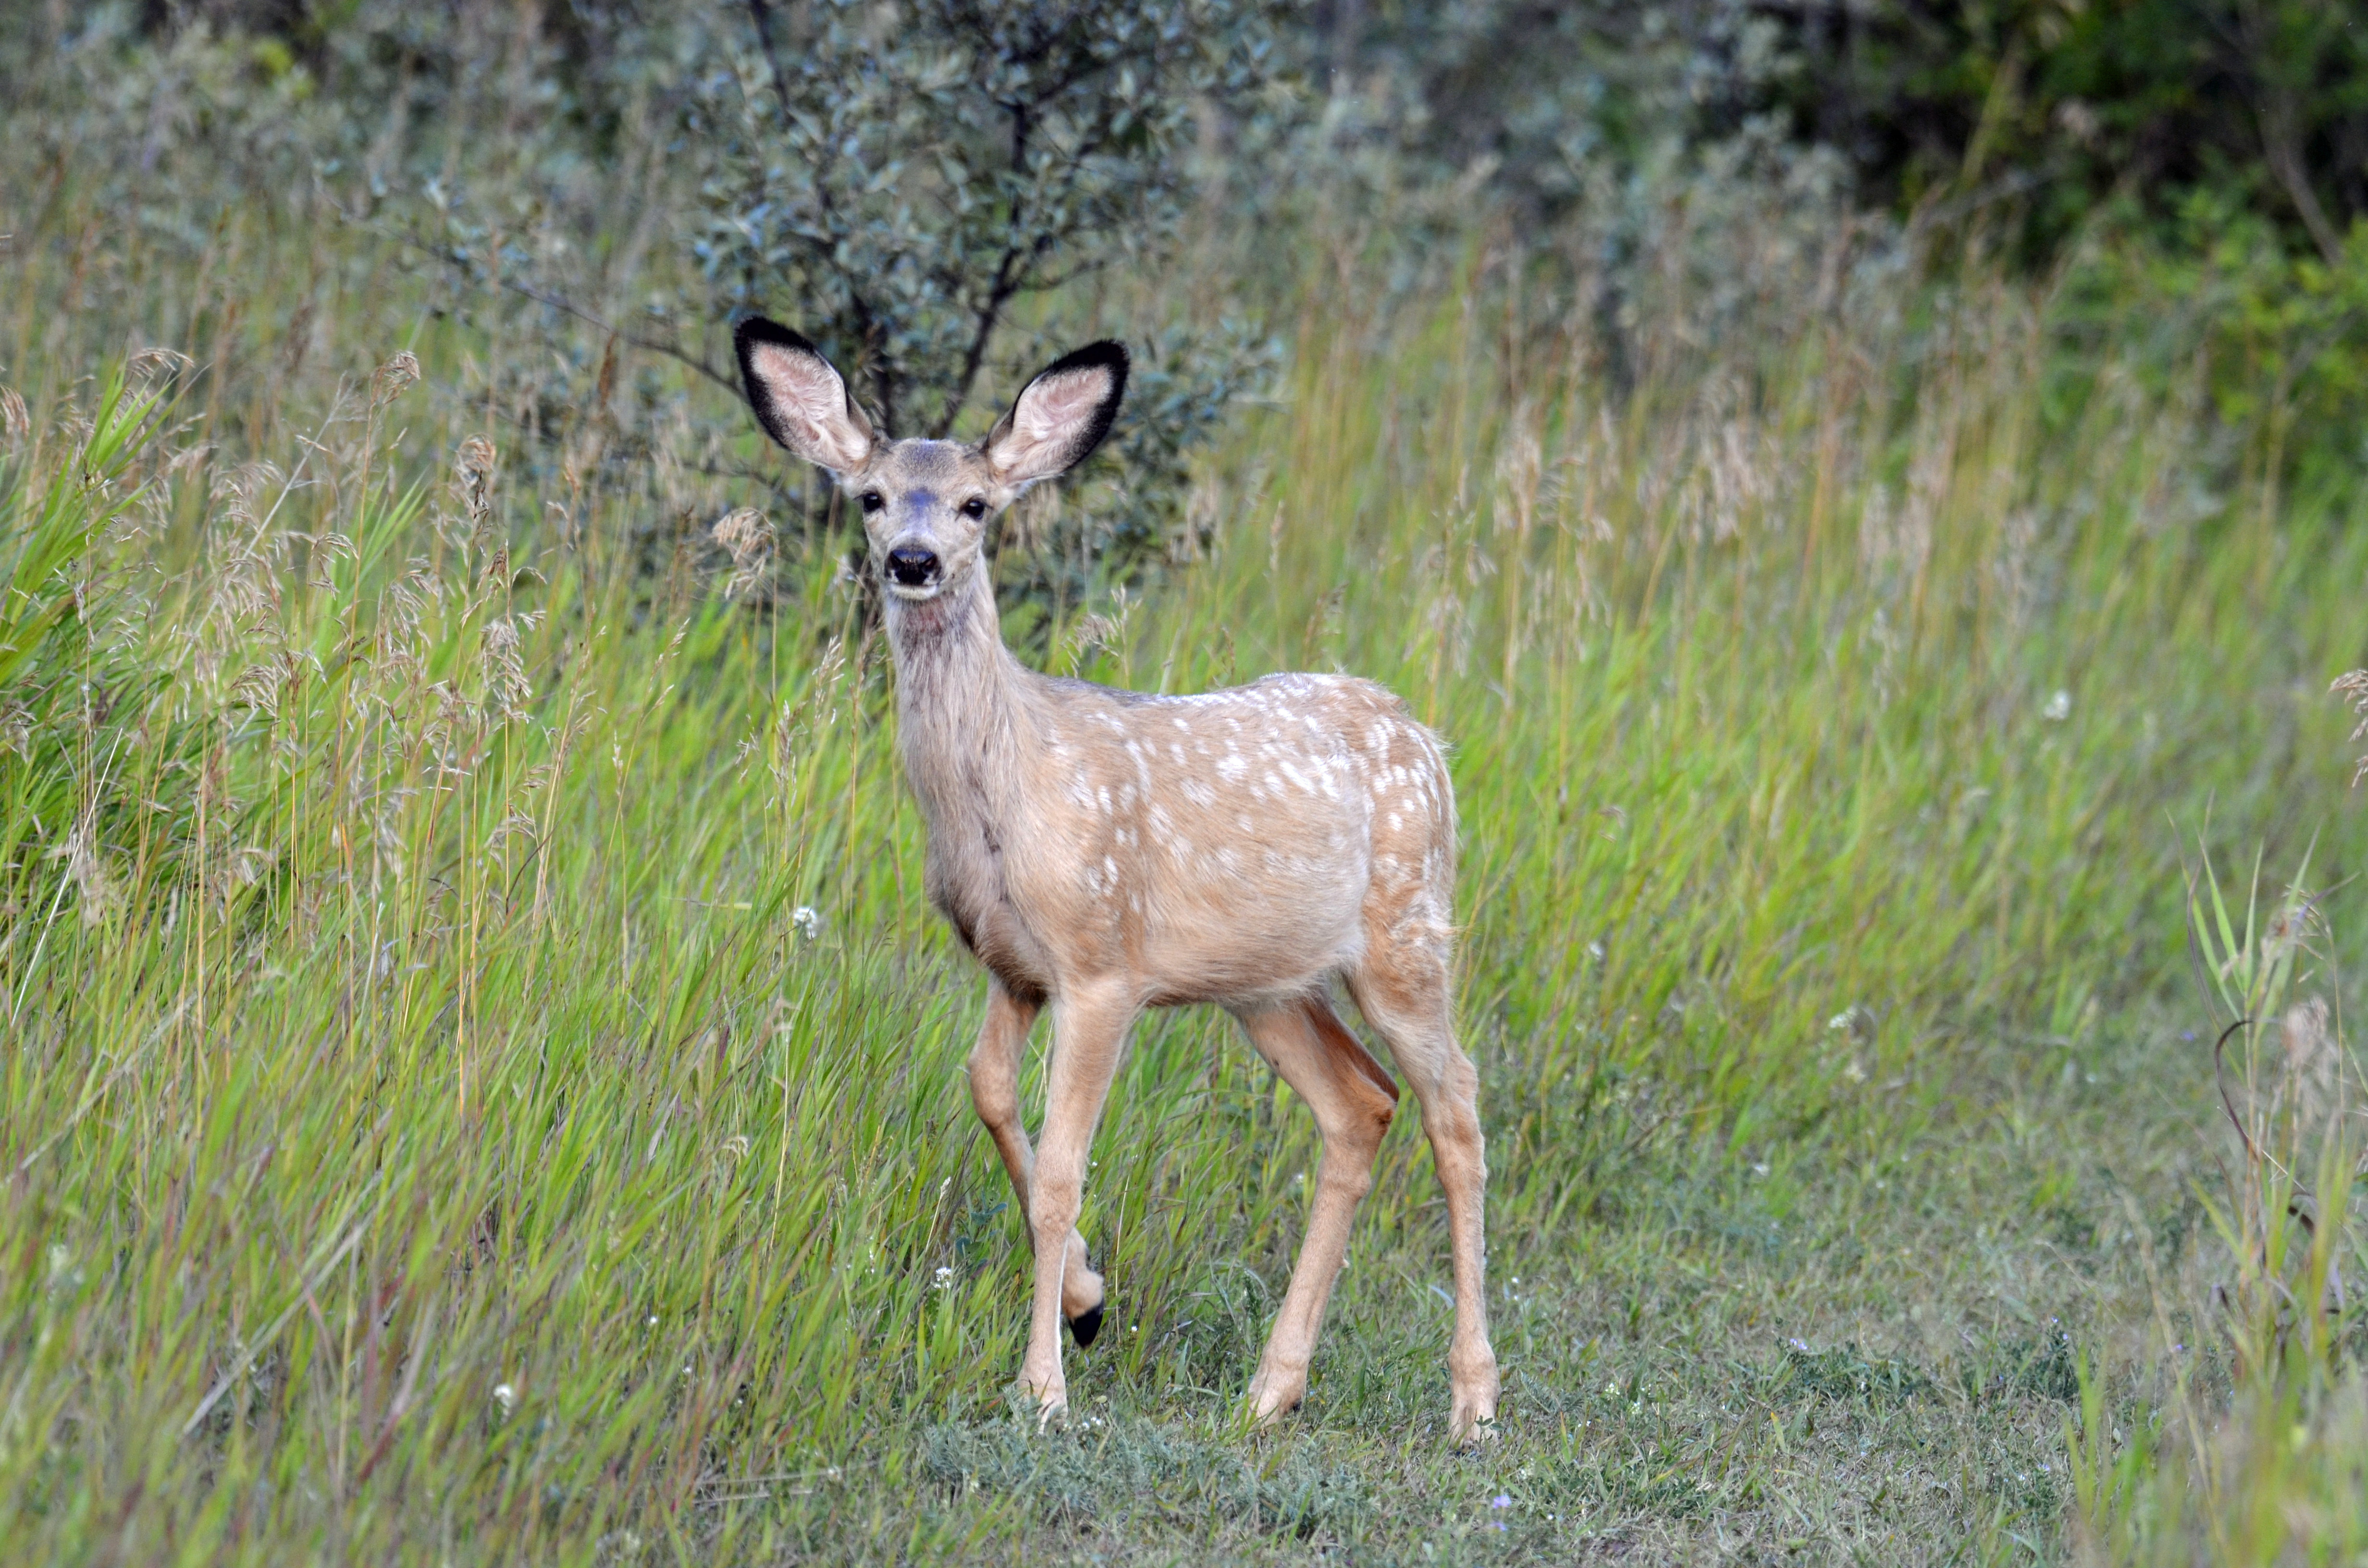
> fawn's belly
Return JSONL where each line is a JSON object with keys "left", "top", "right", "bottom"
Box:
{"left": 1052, "top": 799, "right": 1379, "bottom": 1005}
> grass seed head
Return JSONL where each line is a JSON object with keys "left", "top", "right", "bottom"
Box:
{"left": 371, "top": 351, "right": 420, "bottom": 407}
{"left": 712, "top": 506, "right": 775, "bottom": 602}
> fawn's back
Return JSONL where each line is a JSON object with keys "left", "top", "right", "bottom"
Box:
{"left": 931, "top": 668, "right": 1456, "bottom": 1010}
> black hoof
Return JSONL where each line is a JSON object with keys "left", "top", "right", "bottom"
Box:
{"left": 1065, "top": 1302, "right": 1104, "bottom": 1348}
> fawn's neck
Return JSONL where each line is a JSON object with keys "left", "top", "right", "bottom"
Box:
{"left": 883, "top": 569, "right": 1032, "bottom": 822}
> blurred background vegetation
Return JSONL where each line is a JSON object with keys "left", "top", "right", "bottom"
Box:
{"left": 5, "top": 1, "right": 2368, "bottom": 1562}
{"left": 11, "top": 0, "right": 2368, "bottom": 548}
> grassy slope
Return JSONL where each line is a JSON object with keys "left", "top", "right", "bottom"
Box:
{"left": 5, "top": 136, "right": 2368, "bottom": 1566}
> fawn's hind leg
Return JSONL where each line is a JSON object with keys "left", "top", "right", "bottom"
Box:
{"left": 966, "top": 978, "right": 1104, "bottom": 1337}
{"left": 1350, "top": 936, "right": 1499, "bottom": 1442}
{"left": 1232, "top": 995, "right": 1399, "bottom": 1422}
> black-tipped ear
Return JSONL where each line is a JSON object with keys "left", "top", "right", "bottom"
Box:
{"left": 983, "top": 341, "right": 1128, "bottom": 487}
{"left": 735, "top": 316, "right": 876, "bottom": 474}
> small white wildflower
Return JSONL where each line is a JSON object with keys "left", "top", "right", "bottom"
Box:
{"left": 1827, "top": 1008, "right": 1856, "bottom": 1031}
{"left": 2042, "top": 689, "right": 2071, "bottom": 722}
{"left": 934, "top": 1265, "right": 956, "bottom": 1291}
{"left": 791, "top": 905, "right": 822, "bottom": 940}
{"left": 493, "top": 1383, "right": 516, "bottom": 1414}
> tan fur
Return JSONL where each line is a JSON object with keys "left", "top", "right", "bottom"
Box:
{"left": 740, "top": 331, "right": 1499, "bottom": 1441}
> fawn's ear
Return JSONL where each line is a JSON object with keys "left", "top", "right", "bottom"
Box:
{"left": 983, "top": 341, "right": 1128, "bottom": 488}
{"left": 735, "top": 317, "right": 875, "bottom": 475}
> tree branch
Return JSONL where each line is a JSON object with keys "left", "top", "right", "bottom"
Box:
{"left": 783, "top": 115, "right": 897, "bottom": 432}
{"left": 944, "top": 252, "right": 1024, "bottom": 436}
{"left": 2234, "top": 0, "right": 2344, "bottom": 268}
{"left": 407, "top": 235, "right": 742, "bottom": 400}
{"left": 511, "top": 281, "right": 741, "bottom": 400}
{"left": 2258, "top": 97, "right": 2345, "bottom": 267}
{"left": 743, "top": 0, "right": 796, "bottom": 128}
{"left": 938, "top": 98, "right": 1035, "bottom": 435}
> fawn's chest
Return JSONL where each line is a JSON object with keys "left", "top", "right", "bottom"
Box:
{"left": 906, "top": 739, "right": 1064, "bottom": 1002}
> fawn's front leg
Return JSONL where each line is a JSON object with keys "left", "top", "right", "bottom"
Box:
{"left": 965, "top": 978, "right": 1103, "bottom": 1332}
{"left": 1017, "top": 980, "right": 1135, "bottom": 1423}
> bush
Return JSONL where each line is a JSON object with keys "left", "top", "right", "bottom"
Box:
{"left": 661, "top": 0, "right": 1286, "bottom": 610}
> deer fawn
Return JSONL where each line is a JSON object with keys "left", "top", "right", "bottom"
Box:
{"left": 736, "top": 317, "right": 1499, "bottom": 1440}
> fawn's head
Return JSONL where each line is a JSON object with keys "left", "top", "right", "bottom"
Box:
{"left": 735, "top": 318, "right": 1127, "bottom": 605}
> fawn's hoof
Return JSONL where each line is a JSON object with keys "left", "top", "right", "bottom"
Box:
{"left": 1449, "top": 1396, "right": 1500, "bottom": 1446}
{"left": 1452, "top": 1413, "right": 1500, "bottom": 1446}
{"left": 1246, "top": 1363, "right": 1308, "bottom": 1423}
{"left": 1064, "top": 1302, "right": 1104, "bottom": 1348}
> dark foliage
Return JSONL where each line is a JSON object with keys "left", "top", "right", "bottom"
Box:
{"left": 1315, "top": 0, "right": 2368, "bottom": 265}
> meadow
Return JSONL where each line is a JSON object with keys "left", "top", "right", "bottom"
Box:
{"left": 8, "top": 42, "right": 2368, "bottom": 1567}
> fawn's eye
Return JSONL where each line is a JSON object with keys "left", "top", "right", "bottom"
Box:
{"left": 859, "top": 490, "right": 884, "bottom": 513}
{"left": 961, "top": 496, "right": 987, "bottom": 520}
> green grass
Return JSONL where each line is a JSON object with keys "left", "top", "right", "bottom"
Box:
{"left": 6, "top": 112, "right": 2368, "bottom": 1565}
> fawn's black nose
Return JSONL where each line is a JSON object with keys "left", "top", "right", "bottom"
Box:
{"left": 886, "top": 546, "right": 941, "bottom": 588}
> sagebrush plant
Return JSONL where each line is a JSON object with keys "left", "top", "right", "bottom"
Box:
{"left": 665, "top": 0, "right": 1287, "bottom": 609}
{"left": 690, "top": 0, "right": 1277, "bottom": 434}
{"left": 384, "top": 0, "right": 1292, "bottom": 628}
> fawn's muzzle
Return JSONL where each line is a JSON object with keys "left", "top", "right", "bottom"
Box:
{"left": 886, "top": 546, "right": 941, "bottom": 589}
